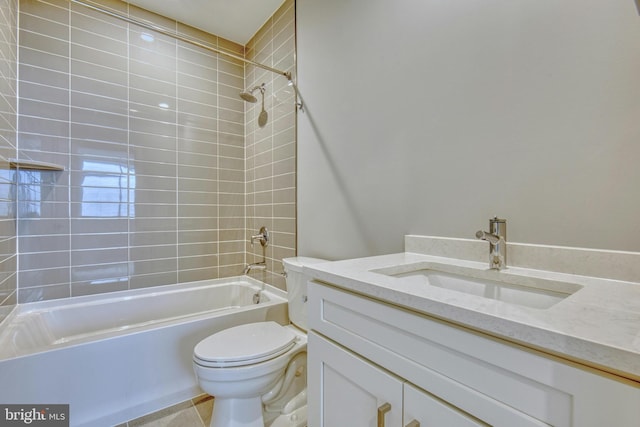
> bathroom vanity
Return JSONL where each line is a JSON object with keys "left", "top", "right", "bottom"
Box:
{"left": 305, "top": 236, "right": 640, "bottom": 427}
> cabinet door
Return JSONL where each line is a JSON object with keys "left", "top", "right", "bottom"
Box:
{"left": 308, "top": 331, "right": 403, "bottom": 427}
{"left": 404, "top": 383, "right": 487, "bottom": 427}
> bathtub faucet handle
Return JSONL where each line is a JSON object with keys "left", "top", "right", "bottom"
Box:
{"left": 250, "top": 226, "right": 269, "bottom": 248}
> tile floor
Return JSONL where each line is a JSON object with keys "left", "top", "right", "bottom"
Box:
{"left": 115, "top": 395, "right": 213, "bottom": 427}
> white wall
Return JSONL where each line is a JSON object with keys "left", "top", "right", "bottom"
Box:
{"left": 296, "top": 0, "right": 640, "bottom": 260}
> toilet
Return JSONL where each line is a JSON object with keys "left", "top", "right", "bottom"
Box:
{"left": 193, "top": 257, "right": 326, "bottom": 427}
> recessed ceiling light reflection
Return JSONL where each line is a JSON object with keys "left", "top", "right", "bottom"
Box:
{"left": 158, "top": 102, "right": 170, "bottom": 109}
{"left": 140, "top": 33, "right": 154, "bottom": 42}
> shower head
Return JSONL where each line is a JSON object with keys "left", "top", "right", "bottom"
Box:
{"left": 239, "top": 92, "right": 257, "bottom": 103}
{"left": 239, "top": 83, "right": 265, "bottom": 103}
{"left": 239, "top": 83, "right": 269, "bottom": 128}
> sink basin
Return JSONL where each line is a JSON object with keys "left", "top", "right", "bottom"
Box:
{"left": 373, "top": 264, "right": 582, "bottom": 309}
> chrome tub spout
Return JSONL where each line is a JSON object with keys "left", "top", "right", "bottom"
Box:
{"left": 243, "top": 261, "right": 267, "bottom": 275}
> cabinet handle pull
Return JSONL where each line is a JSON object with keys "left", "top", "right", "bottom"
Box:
{"left": 377, "top": 402, "right": 391, "bottom": 427}
{"left": 405, "top": 420, "right": 420, "bottom": 427}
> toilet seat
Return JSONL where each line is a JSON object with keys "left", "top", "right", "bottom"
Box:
{"left": 194, "top": 322, "right": 297, "bottom": 368}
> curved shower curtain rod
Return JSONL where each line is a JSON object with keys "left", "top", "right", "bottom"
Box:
{"left": 67, "top": 0, "right": 298, "bottom": 85}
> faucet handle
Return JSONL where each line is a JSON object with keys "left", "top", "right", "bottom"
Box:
{"left": 476, "top": 230, "right": 502, "bottom": 245}
{"left": 250, "top": 226, "right": 269, "bottom": 248}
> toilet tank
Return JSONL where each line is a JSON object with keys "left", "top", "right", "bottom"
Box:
{"left": 282, "top": 257, "right": 327, "bottom": 331}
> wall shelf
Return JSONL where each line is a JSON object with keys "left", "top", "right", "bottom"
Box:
{"left": 7, "top": 159, "right": 64, "bottom": 171}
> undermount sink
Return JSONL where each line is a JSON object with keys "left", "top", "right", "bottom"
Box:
{"left": 372, "top": 264, "right": 582, "bottom": 309}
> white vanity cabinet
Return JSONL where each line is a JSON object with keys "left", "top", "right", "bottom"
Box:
{"left": 307, "top": 281, "right": 640, "bottom": 427}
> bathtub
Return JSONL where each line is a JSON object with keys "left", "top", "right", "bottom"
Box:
{"left": 0, "top": 277, "right": 288, "bottom": 426}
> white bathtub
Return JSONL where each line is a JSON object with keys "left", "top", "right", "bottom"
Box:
{"left": 0, "top": 277, "right": 288, "bottom": 426}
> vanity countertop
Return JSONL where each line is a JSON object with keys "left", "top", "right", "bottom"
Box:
{"left": 304, "top": 252, "right": 640, "bottom": 382}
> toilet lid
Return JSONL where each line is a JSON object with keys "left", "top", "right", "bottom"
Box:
{"left": 194, "top": 322, "right": 297, "bottom": 367}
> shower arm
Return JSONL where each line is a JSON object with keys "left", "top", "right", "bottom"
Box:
{"left": 288, "top": 80, "right": 304, "bottom": 111}
{"left": 66, "top": 0, "right": 297, "bottom": 84}
{"left": 249, "top": 84, "right": 266, "bottom": 95}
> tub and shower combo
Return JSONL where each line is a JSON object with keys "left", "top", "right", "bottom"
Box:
{"left": 0, "top": 277, "right": 288, "bottom": 426}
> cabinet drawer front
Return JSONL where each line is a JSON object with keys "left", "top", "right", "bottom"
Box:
{"left": 309, "top": 281, "right": 640, "bottom": 427}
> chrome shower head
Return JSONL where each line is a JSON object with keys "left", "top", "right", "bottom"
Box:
{"left": 239, "top": 83, "right": 265, "bottom": 103}
{"left": 239, "top": 92, "right": 257, "bottom": 103}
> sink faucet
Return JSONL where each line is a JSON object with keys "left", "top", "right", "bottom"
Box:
{"left": 476, "top": 217, "right": 507, "bottom": 270}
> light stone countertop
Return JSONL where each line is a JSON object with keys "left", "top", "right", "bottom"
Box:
{"left": 304, "top": 251, "right": 640, "bottom": 382}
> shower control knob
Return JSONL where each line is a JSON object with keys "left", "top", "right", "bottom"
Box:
{"left": 250, "top": 226, "right": 269, "bottom": 248}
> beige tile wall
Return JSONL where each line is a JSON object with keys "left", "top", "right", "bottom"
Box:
{"left": 17, "top": 0, "right": 256, "bottom": 301}
{"left": 244, "top": 0, "right": 297, "bottom": 290}
{"left": 0, "top": 0, "right": 17, "bottom": 320}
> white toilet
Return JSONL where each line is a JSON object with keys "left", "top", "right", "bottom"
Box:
{"left": 193, "top": 257, "right": 325, "bottom": 427}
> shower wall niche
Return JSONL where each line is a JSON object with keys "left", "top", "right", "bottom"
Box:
{"left": 16, "top": 0, "right": 297, "bottom": 302}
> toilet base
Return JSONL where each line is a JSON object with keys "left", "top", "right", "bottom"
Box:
{"left": 268, "top": 404, "right": 307, "bottom": 427}
{"left": 210, "top": 396, "right": 264, "bottom": 427}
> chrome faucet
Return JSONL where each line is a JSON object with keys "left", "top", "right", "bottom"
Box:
{"left": 243, "top": 261, "right": 267, "bottom": 275}
{"left": 476, "top": 217, "right": 507, "bottom": 270}
{"left": 250, "top": 226, "right": 269, "bottom": 248}
{"left": 244, "top": 226, "right": 270, "bottom": 275}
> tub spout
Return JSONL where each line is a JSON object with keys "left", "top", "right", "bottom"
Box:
{"left": 243, "top": 261, "right": 266, "bottom": 275}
